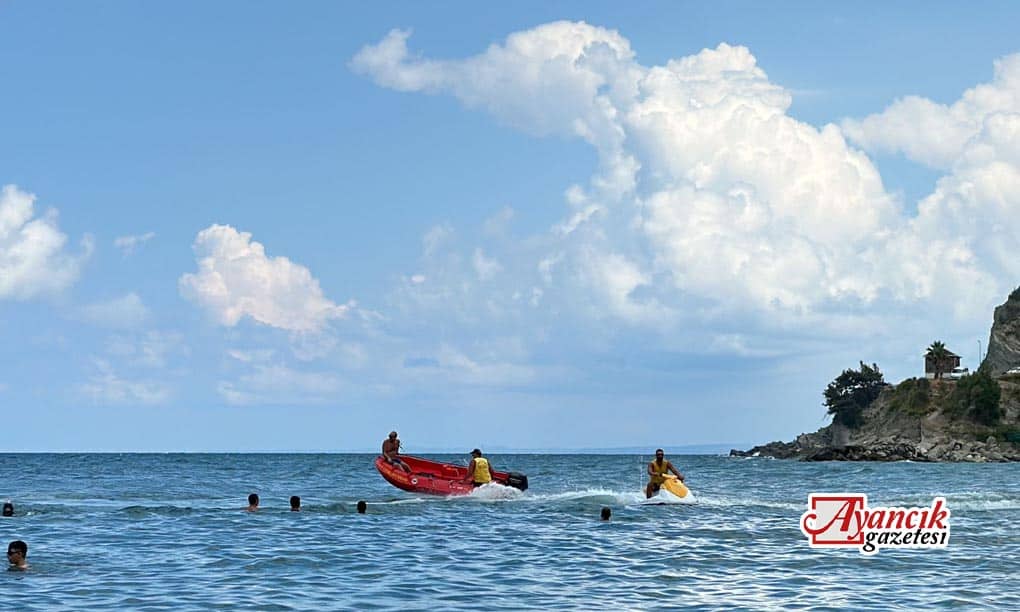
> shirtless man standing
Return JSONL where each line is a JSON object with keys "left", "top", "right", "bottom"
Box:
{"left": 382, "top": 431, "right": 412, "bottom": 473}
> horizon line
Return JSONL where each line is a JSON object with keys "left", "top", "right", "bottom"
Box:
{"left": 0, "top": 443, "right": 748, "bottom": 455}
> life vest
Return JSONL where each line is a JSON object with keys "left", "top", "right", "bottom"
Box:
{"left": 472, "top": 457, "right": 492, "bottom": 484}
{"left": 650, "top": 460, "right": 669, "bottom": 484}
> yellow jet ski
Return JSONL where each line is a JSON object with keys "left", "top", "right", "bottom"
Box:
{"left": 661, "top": 474, "right": 689, "bottom": 499}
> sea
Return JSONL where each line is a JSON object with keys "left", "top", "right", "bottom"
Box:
{"left": 2, "top": 453, "right": 1018, "bottom": 610}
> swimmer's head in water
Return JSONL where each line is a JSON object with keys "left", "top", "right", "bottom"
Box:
{"left": 7, "top": 540, "right": 27, "bottom": 564}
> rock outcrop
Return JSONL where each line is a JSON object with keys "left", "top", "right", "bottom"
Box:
{"left": 732, "top": 287, "right": 1020, "bottom": 462}
{"left": 731, "top": 375, "right": 1020, "bottom": 462}
{"left": 983, "top": 287, "right": 1020, "bottom": 376}
{"left": 731, "top": 380, "right": 1020, "bottom": 462}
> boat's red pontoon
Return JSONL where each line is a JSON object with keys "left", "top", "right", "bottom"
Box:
{"left": 374, "top": 454, "right": 528, "bottom": 496}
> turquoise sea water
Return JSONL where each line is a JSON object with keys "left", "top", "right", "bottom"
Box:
{"left": 2, "top": 453, "right": 1018, "bottom": 610}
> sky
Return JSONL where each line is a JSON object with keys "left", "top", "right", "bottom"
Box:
{"left": 2, "top": 2, "right": 1019, "bottom": 452}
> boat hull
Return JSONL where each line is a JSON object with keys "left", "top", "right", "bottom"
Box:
{"left": 374, "top": 455, "right": 526, "bottom": 496}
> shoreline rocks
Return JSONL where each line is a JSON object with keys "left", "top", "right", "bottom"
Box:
{"left": 731, "top": 423, "right": 1020, "bottom": 462}
{"left": 731, "top": 439, "right": 1020, "bottom": 462}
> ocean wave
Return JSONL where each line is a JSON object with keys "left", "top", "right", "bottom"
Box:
{"left": 692, "top": 494, "right": 803, "bottom": 511}
{"left": 516, "top": 488, "right": 641, "bottom": 506}
{"left": 508, "top": 487, "right": 698, "bottom": 506}
{"left": 951, "top": 499, "right": 1020, "bottom": 511}
{"left": 119, "top": 505, "right": 196, "bottom": 517}
{"left": 369, "top": 497, "right": 428, "bottom": 506}
{"left": 463, "top": 483, "right": 524, "bottom": 501}
{"left": 940, "top": 492, "right": 1020, "bottom": 511}
{"left": 865, "top": 491, "right": 1020, "bottom": 512}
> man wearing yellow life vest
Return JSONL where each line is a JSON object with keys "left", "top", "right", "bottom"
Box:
{"left": 465, "top": 448, "right": 494, "bottom": 487}
{"left": 646, "top": 448, "right": 684, "bottom": 498}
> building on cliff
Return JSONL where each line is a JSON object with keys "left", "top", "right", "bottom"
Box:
{"left": 924, "top": 348, "right": 961, "bottom": 379}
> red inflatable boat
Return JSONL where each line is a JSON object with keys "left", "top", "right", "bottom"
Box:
{"left": 374, "top": 455, "right": 528, "bottom": 496}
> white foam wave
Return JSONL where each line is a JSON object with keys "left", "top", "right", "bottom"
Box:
{"left": 937, "top": 492, "right": 1020, "bottom": 511}
{"left": 693, "top": 495, "right": 802, "bottom": 511}
{"left": 380, "top": 498, "right": 428, "bottom": 505}
{"left": 520, "top": 488, "right": 645, "bottom": 505}
{"left": 642, "top": 488, "right": 698, "bottom": 505}
{"left": 866, "top": 492, "right": 1020, "bottom": 512}
{"left": 513, "top": 488, "right": 700, "bottom": 506}
{"left": 464, "top": 482, "right": 524, "bottom": 501}
{"left": 685, "top": 492, "right": 1020, "bottom": 513}
{"left": 951, "top": 499, "right": 1020, "bottom": 511}
{"left": 527, "top": 488, "right": 629, "bottom": 502}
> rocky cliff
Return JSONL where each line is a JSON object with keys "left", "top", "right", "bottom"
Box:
{"left": 983, "top": 287, "right": 1020, "bottom": 376}
{"left": 731, "top": 375, "right": 1020, "bottom": 461}
{"left": 732, "top": 288, "right": 1020, "bottom": 462}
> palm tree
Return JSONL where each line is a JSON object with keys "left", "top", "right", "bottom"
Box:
{"left": 926, "top": 341, "right": 950, "bottom": 379}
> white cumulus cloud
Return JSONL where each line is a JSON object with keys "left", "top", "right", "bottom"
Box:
{"left": 355, "top": 22, "right": 1020, "bottom": 340}
{"left": 841, "top": 54, "right": 1020, "bottom": 318}
{"left": 0, "top": 184, "right": 93, "bottom": 300}
{"left": 179, "top": 224, "right": 351, "bottom": 332}
{"left": 842, "top": 54, "right": 1020, "bottom": 170}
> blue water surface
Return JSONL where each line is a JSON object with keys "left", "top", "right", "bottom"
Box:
{"left": 1, "top": 454, "right": 1018, "bottom": 610}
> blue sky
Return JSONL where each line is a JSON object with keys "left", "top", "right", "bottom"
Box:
{"left": 2, "top": 2, "right": 1019, "bottom": 451}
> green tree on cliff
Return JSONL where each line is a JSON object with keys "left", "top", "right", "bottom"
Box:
{"left": 926, "top": 341, "right": 951, "bottom": 379}
{"left": 824, "top": 362, "right": 886, "bottom": 428}
{"left": 952, "top": 370, "right": 1001, "bottom": 425}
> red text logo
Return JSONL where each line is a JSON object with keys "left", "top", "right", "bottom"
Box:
{"left": 800, "top": 493, "right": 950, "bottom": 555}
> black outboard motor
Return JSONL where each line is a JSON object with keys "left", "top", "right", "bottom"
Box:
{"left": 505, "top": 472, "right": 528, "bottom": 492}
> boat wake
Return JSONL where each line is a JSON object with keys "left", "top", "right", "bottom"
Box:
{"left": 640, "top": 488, "right": 697, "bottom": 505}
{"left": 514, "top": 488, "right": 698, "bottom": 506}
{"left": 525, "top": 488, "right": 637, "bottom": 505}
{"left": 464, "top": 482, "right": 524, "bottom": 501}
